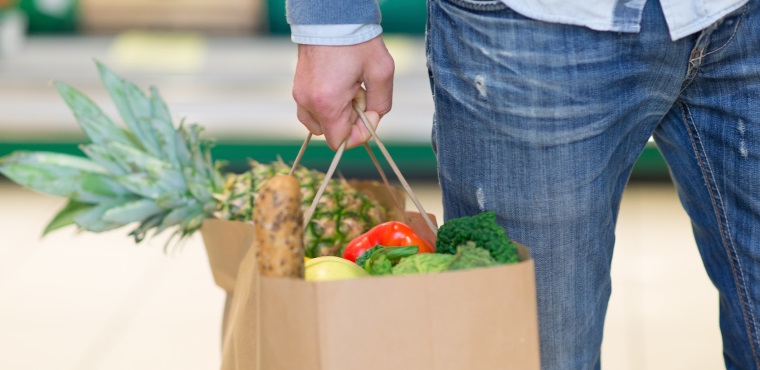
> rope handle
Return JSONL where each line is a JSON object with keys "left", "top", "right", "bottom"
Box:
{"left": 289, "top": 135, "right": 405, "bottom": 221}
{"left": 289, "top": 103, "right": 438, "bottom": 236}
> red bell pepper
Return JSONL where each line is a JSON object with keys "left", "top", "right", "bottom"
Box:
{"left": 342, "top": 221, "right": 435, "bottom": 262}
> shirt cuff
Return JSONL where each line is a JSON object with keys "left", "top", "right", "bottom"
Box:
{"left": 290, "top": 24, "right": 383, "bottom": 46}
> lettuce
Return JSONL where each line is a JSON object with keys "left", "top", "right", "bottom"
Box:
{"left": 391, "top": 242, "right": 496, "bottom": 275}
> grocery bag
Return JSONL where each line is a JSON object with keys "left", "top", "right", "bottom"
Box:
{"left": 203, "top": 218, "right": 539, "bottom": 370}
{"left": 202, "top": 112, "right": 541, "bottom": 369}
{"left": 200, "top": 179, "right": 410, "bottom": 341}
{"left": 201, "top": 185, "right": 540, "bottom": 370}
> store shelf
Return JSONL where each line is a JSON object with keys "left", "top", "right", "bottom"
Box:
{"left": 0, "top": 139, "right": 669, "bottom": 181}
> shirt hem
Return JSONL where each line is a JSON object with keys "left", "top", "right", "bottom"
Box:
{"left": 667, "top": 0, "right": 748, "bottom": 40}
{"left": 500, "top": 1, "right": 640, "bottom": 34}
{"left": 291, "top": 26, "right": 382, "bottom": 46}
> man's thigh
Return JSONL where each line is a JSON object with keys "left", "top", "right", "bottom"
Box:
{"left": 654, "top": 3, "right": 760, "bottom": 367}
{"left": 427, "top": 0, "right": 692, "bottom": 368}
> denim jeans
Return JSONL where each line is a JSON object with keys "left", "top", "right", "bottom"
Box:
{"left": 427, "top": 0, "right": 760, "bottom": 368}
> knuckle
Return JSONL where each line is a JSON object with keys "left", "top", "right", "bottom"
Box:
{"left": 296, "top": 110, "right": 309, "bottom": 123}
{"left": 293, "top": 85, "right": 338, "bottom": 112}
{"left": 311, "top": 91, "right": 332, "bottom": 110}
{"left": 311, "top": 89, "right": 344, "bottom": 116}
{"left": 292, "top": 86, "right": 307, "bottom": 105}
{"left": 368, "top": 62, "right": 394, "bottom": 82}
{"left": 379, "top": 56, "right": 396, "bottom": 78}
{"left": 380, "top": 100, "right": 392, "bottom": 115}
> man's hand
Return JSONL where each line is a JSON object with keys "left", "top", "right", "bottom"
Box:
{"left": 292, "top": 36, "right": 395, "bottom": 150}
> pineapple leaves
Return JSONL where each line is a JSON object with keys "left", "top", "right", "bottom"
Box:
{"left": 74, "top": 199, "right": 131, "bottom": 232}
{"left": 0, "top": 151, "right": 132, "bottom": 202}
{"left": 43, "top": 200, "right": 95, "bottom": 236}
{"left": 54, "top": 82, "right": 135, "bottom": 148}
{"left": 175, "top": 120, "right": 192, "bottom": 169}
{"left": 205, "top": 137, "right": 224, "bottom": 192}
{"left": 1, "top": 150, "right": 106, "bottom": 174}
{"left": 149, "top": 86, "right": 172, "bottom": 123}
{"left": 102, "top": 199, "right": 162, "bottom": 224}
{"left": 96, "top": 61, "right": 162, "bottom": 158}
{"left": 107, "top": 143, "right": 186, "bottom": 195}
{"left": 129, "top": 213, "right": 165, "bottom": 242}
{"left": 149, "top": 87, "right": 180, "bottom": 167}
{"left": 179, "top": 124, "right": 215, "bottom": 202}
{"left": 1, "top": 62, "right": 233, "bottom": 246}
{"left": 147, "top": 116, "right": 179, "bottom": 168}
{"left": 79, "top": 144, "right": 129, "bottom": 176}
{"left": 158, "top": 202, "right": 205, "bottom": 235}
{"left": 116, "top": 173, "right": 167, "bottom": 199}
{"left": 155, "top": 192, "right": 190, "bottom": 208}
{"left": 95, "top": 62, "right": 185, "bottom": 168}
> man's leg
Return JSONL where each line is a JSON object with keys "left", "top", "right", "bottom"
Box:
{"left": 654, "top": 3, "right": 760, "bottom": 368}
{"left": 427, "top": 0, "right": 693, "bottom": 367}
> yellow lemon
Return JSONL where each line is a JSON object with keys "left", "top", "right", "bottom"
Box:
{"left": 305, "top": 256, "right": 369, "bottom": 282}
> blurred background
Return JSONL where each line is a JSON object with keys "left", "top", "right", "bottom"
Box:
{"left": 0, "top": 1, "right": 722, "bottom": 369}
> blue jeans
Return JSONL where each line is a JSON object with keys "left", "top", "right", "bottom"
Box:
{"left": 427, "top": 0, "right": 760, "bottom": 368}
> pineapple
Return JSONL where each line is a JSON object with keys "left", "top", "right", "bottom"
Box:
{"left": 214, "top": 160, "right": 385, "bottom": 257}
{"left": 0, "top": 62, "right": 386, "bottom": 256}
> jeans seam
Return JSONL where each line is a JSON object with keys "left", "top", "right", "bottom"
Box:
{"left": 426, "top": 0, "right": 436, "bottom": 97}
{"left": 427, "top": 0, "right": 438, "bottom": 156}
{"left": 679, "top": 51, "right": 702, "bottom": 96}
{"left": 679, "top": 100, "right": 760, "bottom": 367}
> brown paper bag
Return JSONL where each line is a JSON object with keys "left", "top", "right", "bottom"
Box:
{"left": 200, "top": 180, "right": 418, "bottom": 339}
{"left": 264, "top": 247, "right": 539, "bottom": 370}
{"left": 204, "top": 218, "right": 540, "bottom": 370}
{"left": 201, "top": 181, "right": 540, "bottom": 369}
{"left": 200, "top": 219, "right": 255, "bottom": 341}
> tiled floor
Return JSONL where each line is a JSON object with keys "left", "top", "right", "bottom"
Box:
{"left": 0, "top": 181, "right": 723, "bottom": 369}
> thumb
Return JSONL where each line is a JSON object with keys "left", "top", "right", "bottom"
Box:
{"left": 346, "top": 110, "right": 380, "bottom": 149}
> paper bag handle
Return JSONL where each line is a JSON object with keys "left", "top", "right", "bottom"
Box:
{"left": 290, "top": 103, "right": 438, "bottom": 236}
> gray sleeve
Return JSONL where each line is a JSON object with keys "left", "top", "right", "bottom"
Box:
{"left": 286, "top": 0, "right": 381, "bottom": 25}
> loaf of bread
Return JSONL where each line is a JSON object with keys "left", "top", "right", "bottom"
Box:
{"left": 253, "top": 174, "right": 305, "bottom": 278}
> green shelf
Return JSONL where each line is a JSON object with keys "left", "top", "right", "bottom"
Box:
{"left": 0, "top": 139, "right": 669, "bottom": 181}
{"left": 19, "top": 0, "right": 77, "bottom": 33}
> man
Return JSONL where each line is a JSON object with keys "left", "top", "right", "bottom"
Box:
{"left": 288, "top": 0, "right": 760, "bottom": 368}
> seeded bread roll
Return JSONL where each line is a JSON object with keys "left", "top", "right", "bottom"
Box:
{"left": 253, "top": 174, "right": 305, "bottom": 278}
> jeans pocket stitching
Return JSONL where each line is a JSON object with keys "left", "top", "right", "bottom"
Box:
{"left": 679, "top": 100, "right": 760, "bottom": 367}
{"left": 703, "top": 3, "right": 749, "bottom": 58}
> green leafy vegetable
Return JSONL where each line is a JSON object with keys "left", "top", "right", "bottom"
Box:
{"left": 390, "top": 243, "right": 498, "bottom": 275}
{"left": 367, "top": 254, "right": 394, "bottom": 275}
{"left": 392, "top": 253, "right": 455, "bottom": 275}
{"left": 355, "top": 245, "right": 382, "bottom": 267}
{"left": 436, "top": 211, "right": 519, "bottom": 264}
{"left": 364, "top": 246, "right": 419, "bottom": 275}
{"left": 448, "top": 242, "right": 497, "bottom": 270}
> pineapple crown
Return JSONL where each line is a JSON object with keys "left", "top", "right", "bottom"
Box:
{"left": 0, "top": 62, "right": 224, "bottom": 245}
